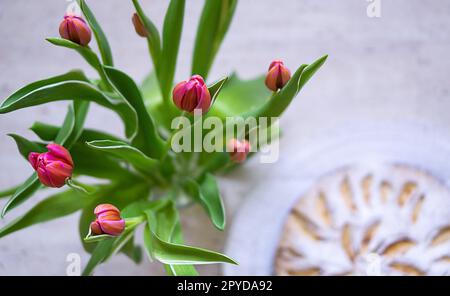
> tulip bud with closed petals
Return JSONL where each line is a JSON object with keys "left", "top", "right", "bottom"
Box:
{"left": 132, "top": 13, "right": 148, "bottom": 38}
{"left": 28, "top": 144, "right": 74, "bottom": 188}
{"left": 265, "top": 60, "right": 291, "bottom": 91}
{"left": 228, "top": 139, "right": 251, "bottom": 163}
{"left": 90, "top": 204, "right": 125, "bottom": 236}
{"left": 172, "top": 75, "right": 211, "bottom": 114}
{"left": 59, "top": 14, "right": 92, "bottom": 46}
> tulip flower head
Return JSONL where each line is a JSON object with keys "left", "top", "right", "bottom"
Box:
{"left": 90, "top": 204, "right": 125, "bottom": 236}
{"left": 28, "top": 144, "right": 73, "bottom": 188}
{"left": 172, "top": 75, "right": 211, "bottom": 114}
{"left": 59, "top": 14, "right": 92, "bottom": 46}
{"left": 132, "top": 13, "right": 148, "bottom": 38}
{"left": 228, "top": 139, "right": 251, "bottom": 163}
{"left": 265, "top": 60, "right": 291, "bottom": 91}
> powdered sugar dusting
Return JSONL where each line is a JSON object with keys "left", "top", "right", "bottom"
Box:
{"left": 275, "top": 164, "right": 450, "bottom": 276}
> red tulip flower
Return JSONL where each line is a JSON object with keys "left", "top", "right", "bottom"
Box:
{"left": 265, "top": 60, "right": 291, "bottom": 91}
{"left": 28, "top": 144, "right": 74, "bottom": 188}
{"left": 90, "top": 204, "right": 125, "bottom": 236}
{"left": 59, "top": 14, "right": 92, "bottom": 46}
{"left": 228, "top": 139, "right": 251, "bottom": 163}
{"left": 172, "top": 75, "right": 211, "bottom": 114}
{"left": 132, "top": 13, "right": 148, "bottom": 37}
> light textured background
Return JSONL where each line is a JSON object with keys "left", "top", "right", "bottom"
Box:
{"left": 0, "top": 0, "right": 449, "bottom": 275}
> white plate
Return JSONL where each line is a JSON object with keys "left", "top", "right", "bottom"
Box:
{"left": 223, "top": 122, "right": 450, "bottom": 275}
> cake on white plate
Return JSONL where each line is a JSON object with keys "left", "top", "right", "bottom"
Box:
{"left": 275, "top": 164, "right": 450, "bottom": 276}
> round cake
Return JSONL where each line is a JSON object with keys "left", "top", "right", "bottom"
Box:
{"left": 275, "top": 164, "right": 450, "bottom": 276}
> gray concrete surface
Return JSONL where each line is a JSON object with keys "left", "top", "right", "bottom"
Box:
{"left": 0, "top": 0, "right": 449, "bottom": 275}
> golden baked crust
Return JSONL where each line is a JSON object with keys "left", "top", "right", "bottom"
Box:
{"left": 275, "top": 164, "right": 450, "bottom": 276}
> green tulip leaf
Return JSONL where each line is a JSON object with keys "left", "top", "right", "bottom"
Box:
{"left": 121, "top": 236, "right": 143, "bottom": 264}
{"left": 164, "top": 223, "right": 198, "bottom": 276}
{"left": 55, "top": 104, "right": 76, "bottom": 145}
{"left": 208, "top": 76, "right": 228, "bottom": 107}
{"left": 78, "top": 0, "right": 114, "bottom": 66}
{"left": 145, "top": 199, "right": 178, "bottom": 241}
{"left": 141, "top": 71, "right": 163, "bottom": 108}
{"left": 0, "top": 71, "right": 138, "bottom": 139}
{"left": 31, "top": 122, "right": 122, "bottom": 143}
{"left": 86, "top": 140, "right": 158, "bottom": 174}
{"left": 84, "top": 233, "right": 115, "bottom": 243}
{"left": 46, "top": 37, "right": 112, "bottom": 90}
{"left": 66, "top": 178, "right": 97, "bottom": 195}
{"left": 84, "top": 231, "right": 144, "bottom": 275}
{"left": 208, "top": 73, "right": 270, "bottom": 118}
{"left": 1, "top": 70, "right": 85, "bottom": 106}
{"left": 192, "top": 0, "right": 237, "bottom": 79}
{"left": 1, "top": 174, "right": 40, "bottom": 218}
{"left": 140, "top": 71, "right": 180, "bottom": 132}
{"left": 8, "top": 133, "right": 46, "bottom": 159}
{"left": 246, "top": 54, "right": 328, "bottom": 119}
{"left": 143, "top": 199, "right": 199, "bottom": 275}
{"left": 70, "top": 142, "right": 135, "bottom": 180}
{"left": 46, "top": 38, "right": 102, "bottom": 72}
{"left": 30, "top": 122, "right": 60, "bottom": 142}
{"left": 102, "top": 66, "right": 164, "bottom": 158}
{"left": 212, "top": 73, "right": 269, "bottom": 115}
{"left": 0, "top": 189, "right": 89, "bottom": 238}
{"left": 143, "top": 223, "right": 154, "bottom": 260}
{"left": 143, "top": 225, "right": 198, "bottom": 276}
{"left": 147, "top": 229, "right": 236, "bottom": 266}
{"left": 183, "top": 175, "right": 225, "bottom": 230}
{"left": 101, "top": 223, "right": 140, "bottom": 263}
{"left": 63, "top": 101, "right": 91, "bottom": 148}
{"left": 141, "top": 198, "right": 172, "bottom": 261}
{"left": 199, "top": 174, "right": 226, "bottom": 229}
{"left": 0, "top": 185, "right": 21, "bottom": 199}
{"left": 159, "top": 0, "right": 185, "bottom": 102}
{"left": 145, "top": 199, "right": 231, "bottom": 266}
{"left": 82, "top": 239, "right": 114, "bottom": 276}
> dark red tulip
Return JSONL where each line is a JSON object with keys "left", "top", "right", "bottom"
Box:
{"left": 172, "top": 75, "right": 211, "bottom": 114}
{"left": 59, "top": 14, "right": 92, "bottom": 46}
{"left": 28, "top": 144, "right": 73, "bottom": 188}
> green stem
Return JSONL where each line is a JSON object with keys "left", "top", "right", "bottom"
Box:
{"left": 65, "top": 178, "right": 97, "bottom": 195}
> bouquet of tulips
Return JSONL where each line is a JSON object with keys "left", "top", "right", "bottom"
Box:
{"left": 0, "top": 0, "right": 326, "bottom": 275}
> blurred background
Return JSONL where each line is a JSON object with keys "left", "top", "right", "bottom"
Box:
{"left": 0, "top": 0, "right": 449, "bottom": 275}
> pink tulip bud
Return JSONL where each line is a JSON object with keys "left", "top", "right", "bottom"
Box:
{"left": 228, "top": 139, "right": 251, "bottom": 163}
{"left": 172, "top": 75, "right": 211, "bottom": 114}
{"left": 59, "top": 14, "right": 92, "bottom": 46}
{"left": 90, "top": 204, "right": 125, "bottom": 236}
{"left": 265, "top": 60, "right": 291, "bottom": 91}
{"left": 132, "top": 13, "right": 148, "bottom": 38}
{"left": 28, "top": 144, "right": 74, "bottom": 188}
